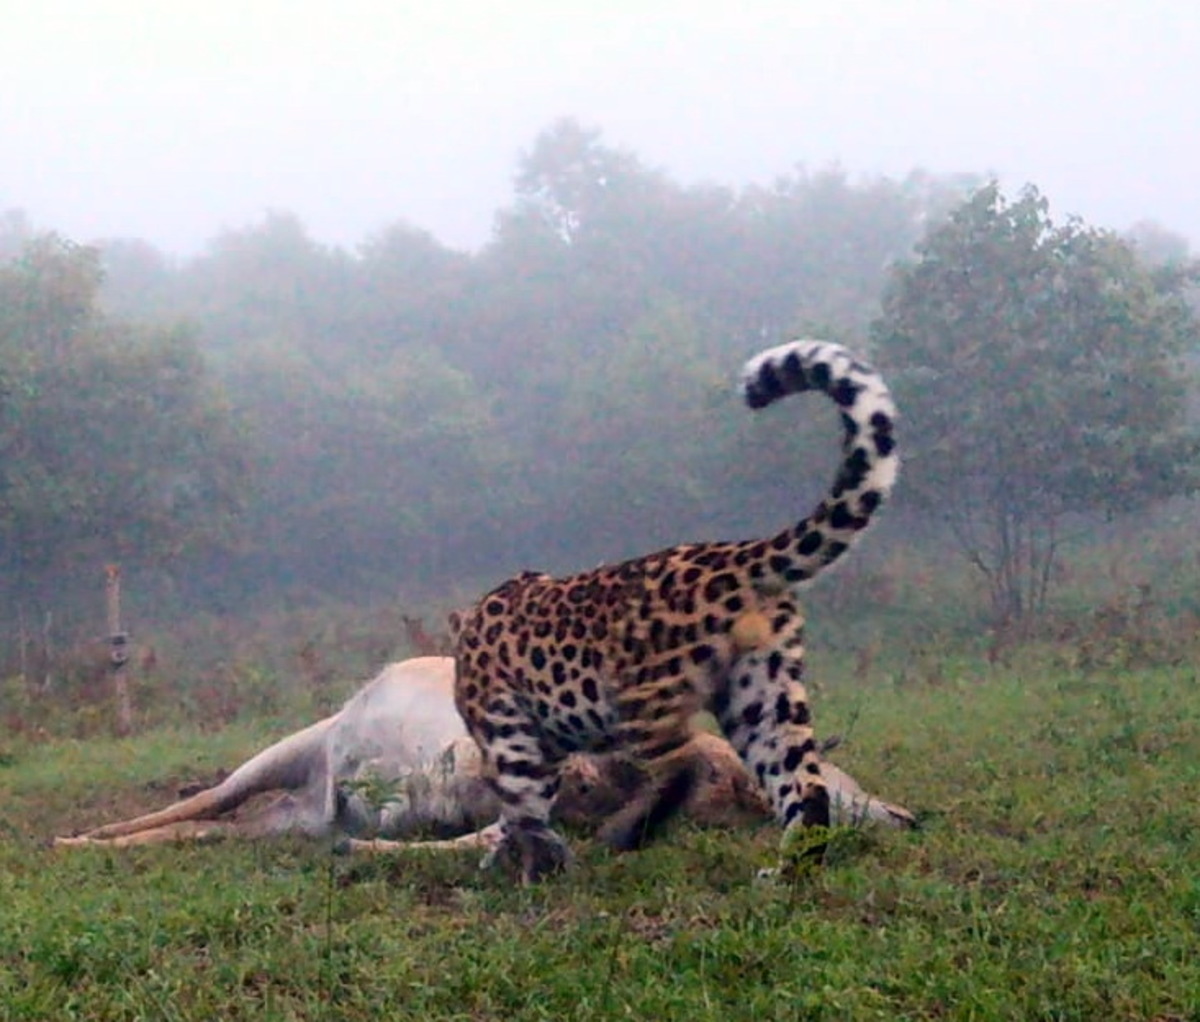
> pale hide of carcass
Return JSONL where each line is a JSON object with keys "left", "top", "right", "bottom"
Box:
{"left": 55, "top": 656, "right": 914, "bottom": 856}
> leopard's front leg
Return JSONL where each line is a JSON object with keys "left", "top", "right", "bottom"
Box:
{"left": 459, "top": 690, "right": 574, "bottom": 884}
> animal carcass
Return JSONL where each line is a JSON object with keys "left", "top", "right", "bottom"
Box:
{"left": 56, "top": 656, "right": 914, "bottom": 852}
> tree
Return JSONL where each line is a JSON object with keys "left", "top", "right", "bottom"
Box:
{"left": 511, "top": 118, "right": 666, "bottom": 248}
{"left": 176, "top": 211, "right": 352, "bottom": 361}
{"left": 0, "top": 234, "right": 248, "bottom": 614}
{"left": 351, "top": 222, "right": 472, "bottom": 358}
{"left": 728, "top": 167, "right": 975, "bottom": 340}
{"left": 96, "top": 237, "right": 177, "bottom": 322}
{"left": 873, "top": 183, "right": 1200, "bottom": 624}
{"left": 1123, "top": 219, "right": 1192, "bottom": 267}
{"left": 219, "top": 341, "right": 519, "bottom": 598}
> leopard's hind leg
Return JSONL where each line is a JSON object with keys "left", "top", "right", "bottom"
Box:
{"left": 714, "top": 601, "right": 830, "bottom": 865}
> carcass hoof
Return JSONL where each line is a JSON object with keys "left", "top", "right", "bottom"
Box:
{"left": 480, "top": 824, "right": 573, "bottom": 884}
{"left": 519, "top": 827, "right": 573, "bottom": 884}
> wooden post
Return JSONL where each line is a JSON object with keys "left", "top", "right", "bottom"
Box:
{"left": 40, "top": 610, "right": 54, "bottom": 692}
{"left": 105, "top": 564, "right": 134, "bottom": 736}
{"left": 17, "top": 606, "right": 28, "bottom": 686}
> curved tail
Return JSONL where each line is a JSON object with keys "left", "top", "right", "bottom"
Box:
{"left": 740, "top": 339, "right": 898, "bottom": 588}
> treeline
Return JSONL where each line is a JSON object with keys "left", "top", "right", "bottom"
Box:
{"left": 2, "top": 119, "right": 1197, "bottom": 640}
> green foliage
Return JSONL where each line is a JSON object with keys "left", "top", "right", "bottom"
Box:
{"left": 3, "top": 126, "right": 1195, "bottom": 638}
{"left": 0, "top": 234, "right": 102, "bottom": 368}
{"left": 3, "top": 657, "right": 1199, "bottom": 1019}
{"left": 220, "top": 340, "right": 517, "bottom": 599}
{"left": 0, "top": 236, "right": 247, "bottom": 610}
{"left": 175, "top": 211, "right": 355, "bottom": 360}
{"left": 512, "top": 117, "right": 669, "bottom": 250}
{"left": 873, "top": 182, "right": 1200, "bottom": 623}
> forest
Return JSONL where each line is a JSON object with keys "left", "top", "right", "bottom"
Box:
{"left": 2, "top": 118, "right": 1199, "bottom": 692}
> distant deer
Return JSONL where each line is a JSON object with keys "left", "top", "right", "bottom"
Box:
{"left": 401, "top": 614, "right": 453, "bottom": 657}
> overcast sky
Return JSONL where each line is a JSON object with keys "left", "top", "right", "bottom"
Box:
{"left": 3, "top": 0, "right": 1196, "bottom": 256}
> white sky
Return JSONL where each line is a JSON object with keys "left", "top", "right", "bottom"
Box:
{"left": 2, "top": 0, "right": 1197, "bottom": 255}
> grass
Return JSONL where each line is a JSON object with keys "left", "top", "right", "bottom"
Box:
{"left": 2, "top": 652, "right": 1199, "bottom": 1020}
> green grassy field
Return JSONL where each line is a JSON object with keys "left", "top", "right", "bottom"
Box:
{"left": 2, "top": 654, "right": 1198, "bottom": 1021}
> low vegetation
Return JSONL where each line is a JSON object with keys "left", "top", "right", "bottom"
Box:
{"left": 3, "top": 639, "right": 1198, "bottom": 1020}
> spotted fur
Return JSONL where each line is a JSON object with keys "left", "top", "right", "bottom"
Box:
{"left": 452, "top": 340, "right": 898, "bottom": 882}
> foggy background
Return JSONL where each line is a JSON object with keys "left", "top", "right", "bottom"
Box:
{"left": 3, "top": 1, "right": 1198, "bottom": 257}
{"left": 1, "top": 1, "right": 1198, "bottom": 685}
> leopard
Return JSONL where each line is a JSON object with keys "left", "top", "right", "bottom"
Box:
{"left": 451, "top": 339, "right": 898, "bottom": 883}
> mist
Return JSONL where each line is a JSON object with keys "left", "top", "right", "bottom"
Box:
{"left": 3, "top": 1, "right": 1198, "bottom": 256}
{"left": 2, "top": 1, "right": 1199, "bottom": 663}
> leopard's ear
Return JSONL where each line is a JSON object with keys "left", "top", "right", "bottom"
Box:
{"left": 446, "top": 609, "right": 464, "bottom": 639}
